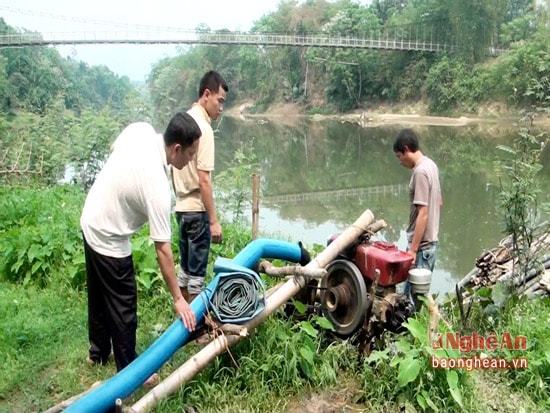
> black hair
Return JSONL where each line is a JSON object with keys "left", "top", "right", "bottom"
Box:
{"left": 198, "top": 70, "right": 229, "bottom": 98}
{"left": 393, "top": 128, "right": 419, "bottom": 153}
{"left": 163, "top": 112, "right": 201, "bottom": 148}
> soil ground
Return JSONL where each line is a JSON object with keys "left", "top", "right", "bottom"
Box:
{"left": 226, "top": 101, "right": 550, "bottom": 129}
{"left": 282, "top": 370, "right": 538, "bottom": 413}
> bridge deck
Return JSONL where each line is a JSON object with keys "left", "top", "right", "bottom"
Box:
{"left": 0, "top": 31, "right": 456, "bottom": 52}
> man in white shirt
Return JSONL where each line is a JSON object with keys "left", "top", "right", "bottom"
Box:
{"left": 80, "top": 112, "right": 200, "bottom": 375}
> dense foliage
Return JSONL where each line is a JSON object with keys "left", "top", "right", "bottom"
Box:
{"left": 1, "top": 1, "right": 548, "bottom": 125}
{"left": 0, "top": 18, "right": 144, "bottom": 116}
{"left": 0, "top": 18, "right": 149, "bottom": 188}
{"left": 146, "top": 0, "right": 550, "bottom": 120}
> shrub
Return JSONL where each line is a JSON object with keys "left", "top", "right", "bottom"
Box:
{"left": 0, "top": 185, "right": 85, "bottom": 287}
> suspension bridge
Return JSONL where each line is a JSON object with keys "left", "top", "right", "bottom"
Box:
{"left": 0, "top": 29, "right": 457, "bottom": 52}
{"left": 0, "top": 5, "right": 510, "bottom": 56}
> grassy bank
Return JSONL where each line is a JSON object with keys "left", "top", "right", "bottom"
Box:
{"left": 1, "top": 186, "right": 549, "bottom": 412}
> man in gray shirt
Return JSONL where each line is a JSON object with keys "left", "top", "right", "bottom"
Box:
{"left": 393, "top": 129, "right": 442, "bottom": 294}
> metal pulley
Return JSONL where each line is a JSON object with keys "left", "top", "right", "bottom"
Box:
{"left": 320, "top": 259, "right": 368, "bottom": 337}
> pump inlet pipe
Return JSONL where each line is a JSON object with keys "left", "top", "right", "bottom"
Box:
{"left": 127, "top": 209, "right": 375, "bottom": 413}
{"left": 62, "top": 238, "right": 307, "bottom": 413}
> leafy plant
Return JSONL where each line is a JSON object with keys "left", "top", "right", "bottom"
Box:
{"left": 214, "top": 141, "right": 260, "bottom": 224}
{"left": 0, "top": 185, "right": 85, "bottom": 287}
{"left": 131, "top": 230, "right": 165, "bottom": 296}
{"left": 359, "top": 307, "right": 473, "bottom": 411}
{"left": 494, "top": 124, "right": 549, "bottom": 280}
{"left": 286, "top": 304, "right": 336, "bottom": 379}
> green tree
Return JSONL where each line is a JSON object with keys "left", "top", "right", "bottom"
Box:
{"left": 309, "top": 1, "right": 381, "bottom": 110}
{"left": 2, "top": 45, "right": 67, "bottom": 114}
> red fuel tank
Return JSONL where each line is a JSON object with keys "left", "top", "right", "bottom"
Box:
{"left": 354, "top": 241, "right": 413, "bottom": 287}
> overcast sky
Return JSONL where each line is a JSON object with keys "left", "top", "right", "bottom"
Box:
{"left": 0, "top": 1, "right": 282, "bottom": 80}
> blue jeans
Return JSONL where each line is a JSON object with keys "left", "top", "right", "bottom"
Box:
{"left": 415, "top": 242, "right": 439, "bottom": 272}
{"left": 176, "top": 211, "right": 211, "bottom": 295}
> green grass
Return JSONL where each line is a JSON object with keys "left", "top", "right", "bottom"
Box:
{"left": 1, "top": 185, "right": 549, "bottom": 412}
{"left": 2, "top": 269, "right": 549, "bottom": 413}
{"left": 0, "top": 270, "right": 353, "bottom": 412}
{"left": 0, "top": 277, "right": 88, "bottom": 411}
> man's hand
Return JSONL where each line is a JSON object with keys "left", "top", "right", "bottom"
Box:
{"left": 211, "top": 221, "right": 223, "bottom": 244}
{"left": 174, "top": 296, "right": 196, "bottom": 332}
{"left": 154, "top": 241, "right": 197, "bottom": 332}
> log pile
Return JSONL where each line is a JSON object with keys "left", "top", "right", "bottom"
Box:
{"left": 457, "top": 229, "right": 550, "bottom": 300}
{"left": 471, "top": 245, "right": 513, "bottom": 287}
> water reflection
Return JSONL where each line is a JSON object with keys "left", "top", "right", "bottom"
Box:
{"left": 214, "top": 116, "right": 548, "bottom": 297}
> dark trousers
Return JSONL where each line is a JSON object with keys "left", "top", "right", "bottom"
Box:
{"left": 84, "top": 237, "right": 138, "bottom": 372}
{"left": 176, "top": 211, "right": 211, "bottom": 294}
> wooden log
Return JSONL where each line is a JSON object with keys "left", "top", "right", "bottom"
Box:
{"left": 517, "top": 274, "right": 543, "bottom": 296}
{"left": 526, "top": 289, "right": 547, "bottom": 299}
{"left": 251, "top": 173, "right": 260, "bottom": 240}
{"left": 475, "top": 246, "right": 512, "bottom": 268}
{"left": 129, "top": 209, "right": 376, "bottom": 413}
{"left": 512, "top": 266, "right": 545, "bottom": 287}
{"left": 539, "top": 269, "right": 550, "bottom": 289}
{"left": 462, "top": 255, "right": 549, "bottom": 290}
{"left": 503, "top": 257, "right": 550, "bottom": 286}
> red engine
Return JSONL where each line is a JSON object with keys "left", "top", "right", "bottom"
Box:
{"left": 354, "top": 241, "right": 413, "bottom": 287}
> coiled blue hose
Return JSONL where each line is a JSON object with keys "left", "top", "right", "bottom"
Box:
{"left": 64, "top": 238, "right": 303, "bottom": 413}
{"left": 210, "top": 267, "right": 266, "bottom": 324}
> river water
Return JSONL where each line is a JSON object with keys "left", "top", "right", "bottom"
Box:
{"left": 213, "top": 115, "right": 549, "bottom": 298}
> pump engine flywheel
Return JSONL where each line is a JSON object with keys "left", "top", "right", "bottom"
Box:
{"left": 320, "top": 259, "right": 367, "bottom": 337}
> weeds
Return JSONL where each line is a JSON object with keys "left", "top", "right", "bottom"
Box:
{"left": 1, "top": 184, "right": 549, "bottom": 412}
{"left": 492, "top": 296, "right": 550, "bottom": 407}
{"left": 214, "top": 141, "right": 259, "bottom": 224}
{"left": 0, "top": 185, "right": 85, "bottom": 287}
{"left": 359, "top": 305, "right": 473, "bottom": 412}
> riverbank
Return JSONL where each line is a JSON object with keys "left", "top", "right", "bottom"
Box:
{"left": 226, "top": 101, "right": 550, "bottom": 129}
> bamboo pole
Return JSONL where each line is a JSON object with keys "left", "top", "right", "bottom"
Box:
{"left": 251, "top": 173, "right": 260, "bottom": 240}
{"left": 259, "top": 261, "right": 326, "bottom": 279}
{"left": 456, "top": 267, "right": 480, "bottom": 290}
{"left": 128, "top": 209, "right": 375, "bottom": 413}
{"left": 367, "top": 219, "right": 387, "bottom": 234}
{"left": 42, "top": 381, "right": 103, "bottom": 413}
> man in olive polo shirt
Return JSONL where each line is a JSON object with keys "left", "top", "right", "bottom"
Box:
{"left": 172, "top": 70, "right": 229, "bottom": 303}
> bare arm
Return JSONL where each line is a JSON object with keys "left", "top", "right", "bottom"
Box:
{"left": 154, "top": 241, "right": 196, "bottom": 331}
{"left": 409, "top": 204, "right": 428, "bottom": 260}
{"left": 198, "top": 169, "right": 222, "bottom": 243}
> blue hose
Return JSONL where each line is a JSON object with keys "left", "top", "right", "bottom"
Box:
{"left": 65, "top": 238, "right": 303, "bottom": 413}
